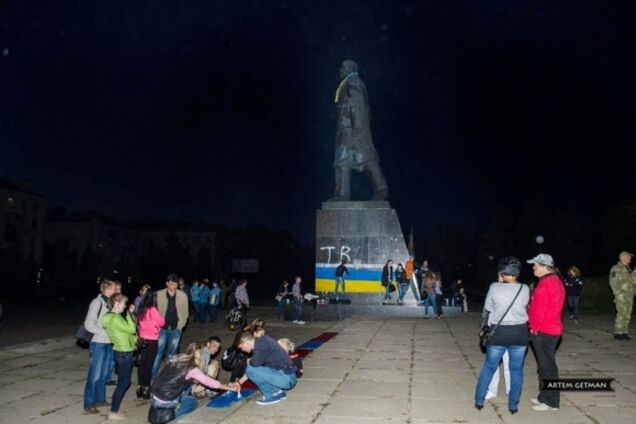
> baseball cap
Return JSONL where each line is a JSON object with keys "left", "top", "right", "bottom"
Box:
{"left": 526, "top": 253, "right": 555, "bottom": 267}
{"left": 619, "top": 251, "right": 634, "bottom": 258}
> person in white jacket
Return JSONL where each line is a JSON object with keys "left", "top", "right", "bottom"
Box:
{"left": 83, "top": 280, "right": 116, "bottom": 414}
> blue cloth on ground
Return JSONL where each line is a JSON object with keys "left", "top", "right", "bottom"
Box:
{"left": 207, "top": 389, "right": 255, "bottom": 408}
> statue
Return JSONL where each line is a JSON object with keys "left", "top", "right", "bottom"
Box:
{"left": 329, "top": 60, "right": 389, "bottom": 201}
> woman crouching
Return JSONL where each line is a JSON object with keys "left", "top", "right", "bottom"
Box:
{"left": 149, "top": 343, "right": 239, "bottom": 423}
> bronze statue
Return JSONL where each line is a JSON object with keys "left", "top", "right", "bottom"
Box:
{"left": 330, "top": 60, "right": 389, "bottom": 201}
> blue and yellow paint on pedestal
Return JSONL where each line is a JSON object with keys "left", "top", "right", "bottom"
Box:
{"left": 315, "top": 264, "right": 384, "bottom": 293}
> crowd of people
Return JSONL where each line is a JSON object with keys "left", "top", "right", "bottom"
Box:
{"left": 80, "top": 248, "right": 634, "bottom": 419}
{"left": 81, "top": 273, "right": 303, "bottom": 421}
{"left": 379, "top": 257, "right": 467, "bottom": 315}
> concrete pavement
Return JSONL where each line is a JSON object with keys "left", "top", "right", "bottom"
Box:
{"left": 1, "top": 307, "right": 635, "bottom": 423}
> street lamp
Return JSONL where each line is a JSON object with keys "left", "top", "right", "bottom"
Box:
{"left": 535, "top": 235, "right": 544, "bottom": 252}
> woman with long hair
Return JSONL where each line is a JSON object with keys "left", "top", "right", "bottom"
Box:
{"left": 136, "top": 291, "right": 165, "bottom": 399}
{"left": 150, "top": 343, "right": 239, "bottom": 420}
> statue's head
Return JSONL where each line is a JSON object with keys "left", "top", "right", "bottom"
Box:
{"left": 340, "top": 60, "right": 359, "bottom": 78}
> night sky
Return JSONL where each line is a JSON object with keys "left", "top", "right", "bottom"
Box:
{"left": 2, "top": 1, "right": 635, "bottom": 246}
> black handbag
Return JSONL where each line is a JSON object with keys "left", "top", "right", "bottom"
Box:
{"left": 76, "top": 302, "right": 103, "bottom": 348}
{"left": 148, "top": 405, "right": 175, "bottom": 424}
{"left": 479, "top": 284, "right": 524, "bottom": 353}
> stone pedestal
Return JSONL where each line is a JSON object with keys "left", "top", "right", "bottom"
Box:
{"left": 315, "top": 201, "right": 418, "bottom": 305}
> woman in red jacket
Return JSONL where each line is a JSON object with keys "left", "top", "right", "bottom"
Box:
{"left": 527, "top": 254, "right": 565, "bottom": 411}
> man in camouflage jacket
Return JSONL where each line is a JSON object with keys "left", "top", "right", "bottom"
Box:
{"left": 609, "top": 251, "right": 636, "bottom": 340}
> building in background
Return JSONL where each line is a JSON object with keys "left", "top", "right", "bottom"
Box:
{"left": 0, "top": 178, "right": 46, "bottom": 264}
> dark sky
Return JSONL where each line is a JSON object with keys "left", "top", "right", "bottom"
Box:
{"left": 2, "top": 1, "right": 635, "bottom": 245}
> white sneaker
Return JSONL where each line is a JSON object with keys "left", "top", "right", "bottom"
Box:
{"left": 108, "top": 412, "right": 127, "bottom": 420}
{"left": 292, "top": 320, "right": 299, "bottom": 323}
{"left": 532, "top": 403, "right": 558, "bottom": 411}
{"left": 530, "top": 398, "right": 541, "bottom": 405}
{"left": 485, "top": 391, "right": 497, "bottom": 400}
{"left": 295, "top": 320, "right": 306, "bottom": 325}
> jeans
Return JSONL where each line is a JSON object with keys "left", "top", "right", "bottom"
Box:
{"left": 334, "top": 276, "right": 345, "bottom": 296}
{"left": 567, "top": 296, "right": 580, "bottom": 320}
{"left": 175, "top": 395, "right": 198, "bottom": 418}
{"left": 398, "top": 283, "right": 409, "bottom": 301}
{"left": 384, "top": 284, "right": 392, "bottom": 300}
{"left": 423, "top": 294, "right": 437, "bottom": 317}
{"left": 475, "top": 344, "right": 527, "bottom": 411}
{"left": 151, "top": 393, "right": 198, "bottom": 419}
{"left": 111, "top": 351, "right": 134, "bottom": 412}
{"left": 152, "top": 328, "right": 182, "bottom": 379}
{"left": 197, "top": 302, "right": 208, "bottom": 322}
{"left": 293, "top": 299, "right": 302, "bottom": 321}
{"left": 83, "top": 341, "right": 114, "bottom": 409}
{"left": 487, "top": 350, "right": 510, "bottom": 396}
{"left": 207, "top": 304, "right": 218, "bottom": 322}
{"left": 246, "top": 365, "right": 297, "bottom": 398}
{"left": 276, "top": 298, "right": 289, "bottom": 319}
{"left": 531, "top": 333, "right": 561, "bottom": 408}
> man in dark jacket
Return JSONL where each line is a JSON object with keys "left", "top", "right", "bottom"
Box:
{"left": 237, "top": 331, "right": 297, "bottom": 405}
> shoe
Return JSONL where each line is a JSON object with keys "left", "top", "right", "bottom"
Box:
{"left": 96, "top": 401, "right": 111, "bottom": 407}
{"left": 142, "top": 386, "right": 151, "bottom": 400}
{"left": 530, "top": 398, "right": 541, "bottom": 405}
{"left": 624, "top": 334, "right": 631, "bottom": 340}
{"left": 573, "top": 320, "right": 579, "bottom": 324}
{"left": 274, "top": 390, "right": 288, "bottom": 400}
{"left": 614, "top": 334, "right": 625, "bottom": 340}
{"left": 106, "top": 380, "right": 117, "bottom": 386}
{"left": 83, "top": 406, "right": 100, "bottom": 414}
{"left": 135, "top": 386, "right": 143, "bottom": 400}
{"left": 292, "top": 320, "right": 298, "bottom": 323}
{"left": 108, "top": 412, "right": 127, "bottom": 420}
{"left": 485, "top": 391, "right": 497, "bottom": 400}
{"left": 295, "top": 320, "right": 306, "bottom": 325}
{"left": 509, "top": 408, "right": 518, "bottom": 414}
{"left": 532, "top": 402, "right": 558, "bottom": 411}
{"left": 256, "top": 393, "right": 284, "bottom": 405}
{"left": 474, "top": 403, "right": 483, "bottom": 411}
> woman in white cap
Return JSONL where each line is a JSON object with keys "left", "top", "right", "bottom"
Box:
{"left": 527, "top": 253, "right": 565, "bottom": 411}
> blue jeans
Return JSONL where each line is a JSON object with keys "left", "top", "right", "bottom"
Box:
{"left": 398, "top": 283, "right": 409, "bottom": 301}
{"left": 423, "top": 294, "right": 436, "bottom": 317}
{"left": 111, "top": 351, "right": 133, "bottom": 412}
{"left": 475, "top": 344, "right": 527, "bottom": 411}
{"left": 334, "top": 277, "right": 345, "bottom": 295}
{"left": 276, "top": 298, "right": 289, "bottom": 319}
{"left": 197, "top": 302, "right": 208, "bottom": 322}
{"left": 83, "top": 341, "right": 113, "bottom": 409}
{"left": 207, "top": 304, "right": 218, "bottom": 322}
{"left": 293, "top": 299, "right": 302, "bottom": 321}
{"left": 151, "top": 393, "right": 198, "bottom": 419}
{"left": 175, "top": 395, "right": 198, "bottom": 417}
{"left": 384, "top": 284, "right": 392, "bottom": 300}
{"left": 152, "top": 328, "right": 182, "bottom": 379}
{"left": 246, "top": 365, "right": 297, "bottom": 398}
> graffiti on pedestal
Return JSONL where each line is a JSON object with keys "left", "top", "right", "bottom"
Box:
{"left": 319, "top": 245, "right": 351, "bottom": 265}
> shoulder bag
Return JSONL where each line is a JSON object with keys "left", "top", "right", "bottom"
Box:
{"left": 479, "top": 284, "right": 523, "bottom": 353}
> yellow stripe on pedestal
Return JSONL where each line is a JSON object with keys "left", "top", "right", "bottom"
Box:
{"left": 315, "top": 279, "right": 385, "bottom": 293}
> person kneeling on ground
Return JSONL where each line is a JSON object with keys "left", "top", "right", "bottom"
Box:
{"left": 236, "top": 330, "right": 297, "bottom": 405}
{"left": 191, "top": 336, "right": 222, "bottom": 399}
{"left": 277, "top": 338, "right": 304, "bottom": 378}
{"left": 149, "top": 343, "right": 239, "bottom": 423}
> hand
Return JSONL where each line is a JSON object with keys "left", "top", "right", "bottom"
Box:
{"left": 128, "top": 304, "right": 135, "bottom": 313}
{"left": 228, "top": 382, "right": 240, "bottom": 393}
